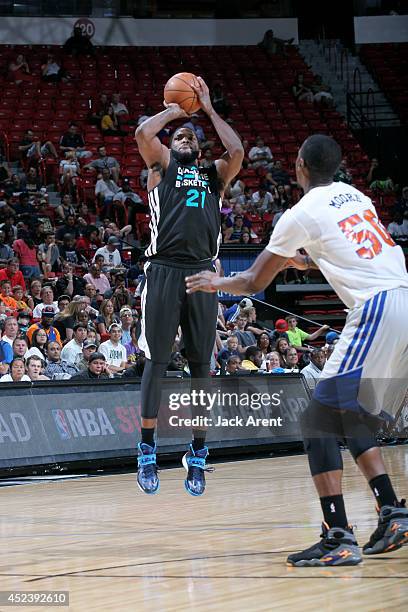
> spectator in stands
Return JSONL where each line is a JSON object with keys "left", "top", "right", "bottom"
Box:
{"left": 44, "top": 341, "right": 77, "bottom": 380}
{"left": 9, "top": 54, "right": 32, "bottom": 84}
{"left": 248, "top": 137, "right": 273, "bottom": 170}
{"left": 124, "top": 322, "right": 143, "bottom": 361}
{"left": 0, "top": 328, "right": 13, "bottom": 375}
{"left": 0, "top": 357, "right": 30, "bottom": 382}
{"left": 113, "top": 179, "right": 146, "bottom": 227}
{"left": 240, "top": 229, "right": 251, "bottom": 244}
{"left": 16, "top": 311, "right": 31, "bottom": 338}
{"left": 300, "top": 347, "right": 326, "bottom": 390}
{"left": 96, "top": 299, "right": 118, "bottom": 336}
{"left": 58, "top": 237, "right": 86, "bottom": 271}
{"left": 268, "top": 319, "right": 289, "bottom": 346}
{"left": 56, "top": 215, "right": 80, "bottom": 242}
{"left": 29, "top": 279, "right": 42, "bottom": 307}
{"left": 59, "top": 152, "right": 80, "bottom": 199}
{"left": 217, "top": 335, "right": 240, "bottom": 366}
{"left": 137, "top": 105, "right": 154, "bottom": 126}
{"left": 0, "top": 258, "right": 26, "bottom": 290}
{"left": 257, "top": 332, "right": 273, "bottom": 361}
{"left": 223, "top": 215, "right": 245, "bottom": 243}
{"left": 110, "top": 273, "right": 133, "bottom": 313}
{"left": 285, "top": 347, "right": 300, "bottom": 372}
{"left": 395, "top": 186, "right": 408, "bottom": 216}
{"left": 57, "top": 294, "right": 71, "bottom": 312}
{"left": 41, "top": 53, "right": 68, "bottom": 83}
{"left": 224, "top": 355, "right": 242, "bottom": 375}
{"left": 119, "top": 306, "right": 133, "bottom": 345}
{"left": 23, "top": 167, "right": 42, "bottom": 195}
{"left": 29, "top": 328, "right": 49, "bottom": 360}
{"left": 18, "top": 130, "right": 58, "bottom": 163}
{"left": 266, "top": 160, "right": 292, "bottom": 190}
{"left": 273, "top": 184, "right": 291, "bottom": 211}
{"left": 56, "top": 261, "right": 86, "bottom": 298}
{"left": 93, "top": 235, "right": 122, "bottom": 271}
{"left": 75, "top": 338, "right": 98, "bottom": 372}
{"left": 182, "top": 114, "right": 214, "bottom": 150}
{"left": 60, "top": 123, "right": 92, "bottom": 159}
{"left": 367, "top": 158, "right": 394, "bottom": 193}
{"left": 200, "top": 148, "right": 214, "bottom": 169}
{"left": 101, "top": 105, "right": 127, "bottom": 137}
{"left": 259, "top": 29, "right": 294, "bottom": 56}
{"left": 54, "top": 300, "right": 86, "bottom": 343}
{"left": 26, "top": 355, "right": 49, "bottom": 381}
{"left": 71, "top": 351, "right": 111, "bottom": 380}
{"left": 211, "top": 83, "right": 230, "bottom": 117}
{"left": 89, "top": 93, "right": 110, "bottom": 125}
{"left": 111, "top": 93, "right": 130, "bottom": 121}
{"left": 27, "top": 306, "right": 62, "bottom": 346}
{"left": 334, "top": 158, "right": 353, "bottom": 185}
{"left": 76, "top": 225, "right": 100, "bottom": 256}
{"left": 276, "top": 337, "right": 290, "bottom": 367}
{"left": 12, "top": 286, "right": 31, "bottom": 312}
{"left": 63, "top": 25, "right": 94, "bottom": 56}
{"left": 95, "top": 168, "right": 121, "bottom": 217}
{"left": 292, "top": 74, "right": 313, "bottom": 103}
{"left": 61, "top": 323, "right": 87, "bottom": 365}
{"left": 241, "top": 346, "right": 263, "bottom": 371}
{"left": 286, "top": 316, "right": 329, "bottom": 352}
{"left": 233, "top": 313, "right": 257, "bottom": 353}
{"left": 99, "top": 322, "right": 128, "bottom": 373}
{"left": 387, "top": 212, "right": 408, "bottom": 244}
{"left": 265, "top": 351, "right": 283, "bottom": 373}
{"left": 37, "top": 232, "right": 61, "bottom": 277}
{"left": 12, "top": 230, "right": 41, "bottom": 279}
{"left": 12, "top": 337, "right": 28, "bottom": 358}
{"left": 32, "top": 286, "right": 58, "bottom": 318}
{"left": 84, "top": 145, "right": 120, "bottom": 183}
{"left": 311, "top": 76, "right": 334, "bottom": 107}
{"left": 252, "top": 183, "right": 274, "bottom": 214}
{"left": 0, "top": 281, "right": 18, "bottom": 313}
{"left": 0, "top": 231, "right": 13, "bottom": 265}
{"left": 83, "top": 263, "right": 111, "bottom": 296}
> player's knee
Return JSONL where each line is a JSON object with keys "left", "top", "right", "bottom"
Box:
{"left": 347, "top": 436, "right": 377, "bottom": 462}
{"left": 304, "top": 436, "right": 343, "bottom": 476}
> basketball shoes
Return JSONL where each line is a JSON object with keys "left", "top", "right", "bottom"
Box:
{"left": 287, "top": 523, "right": 362, "bottom": 567}
{"left": 137, "top": 443, "right": 159, "bottom": 494}
{"left": 182, "top": 445, "right": 213, "bottom": 496}
{"left": 363, "top": 499, "right": 408, "bottom": 555}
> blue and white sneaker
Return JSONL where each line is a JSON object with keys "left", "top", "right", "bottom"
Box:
{"left": 137, "top": 443, "right": 159, "bottom": 495}
{"left": 182, "top": 445, "right": 213, "bottom": 497}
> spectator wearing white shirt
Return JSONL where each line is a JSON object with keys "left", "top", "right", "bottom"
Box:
{"left": 93, "top": 237, "right": 122, "bottom": 271}
{"left": 0, "top": 357, "right": 31, "bottom": 382}
{"left": 300, "top": 348, "right": 326, "bottom": 390}
{"left": 111, "top": 93, "right": 129, "bottom": 117}
{"left": 387, "top": 213, "right": 408, "bottom": 244}
{"left": 32, "top": 286, "right": 59, "bottom": 318}
{"left": 99, "top": 322, "right": 128, "bottom": 373}
{"left": 60, "top": 323, "right": 87, "bottom": 366}
{"left": 252, "top": 184, "right": 274, "bottom": 214}
{"left": 2, "top": 317, "right": 19, "bottom": 347}
{"left": 95, "top": 168, "right": 120, "bottom": 217}
{"left": 248, "top": 136, "right": 273, "bottom": 170}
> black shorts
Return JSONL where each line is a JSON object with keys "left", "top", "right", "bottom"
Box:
{"left": 138, "top": 260, "right": 218, "bottom": 364}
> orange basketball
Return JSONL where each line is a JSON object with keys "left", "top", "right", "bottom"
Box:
{"left": 164, "top": 72, "right": 201, "bottom": 115}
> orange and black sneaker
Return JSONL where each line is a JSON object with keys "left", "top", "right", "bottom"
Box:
{"left": 363, "top": 499, "right": 408, "bottom": 555}
{"left": 287, "top": 523, "right": 362, "bottom": 567}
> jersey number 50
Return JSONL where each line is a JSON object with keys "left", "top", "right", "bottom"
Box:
{"left": 338, "top": 209, "right": 395, "bottom": 259}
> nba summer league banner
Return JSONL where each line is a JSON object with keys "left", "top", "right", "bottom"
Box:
{"left": 0, "top": 377, "right": 406, "bottom": 469}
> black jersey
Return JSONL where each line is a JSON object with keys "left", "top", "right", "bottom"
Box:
{"left": 145, "top": 154, "right": 222, "bottom": 264}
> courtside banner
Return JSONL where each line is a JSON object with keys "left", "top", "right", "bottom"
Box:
{"left": 0, "top": 376, "right": 308, "bottom": 469}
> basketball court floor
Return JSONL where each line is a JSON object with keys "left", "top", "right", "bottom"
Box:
{"left": 2, "top": 447, "right": 407, "bottom": 611}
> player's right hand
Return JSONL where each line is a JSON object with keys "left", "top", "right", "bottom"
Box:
{"left": 163, "top": 101, "right": 189, "bottom": 119}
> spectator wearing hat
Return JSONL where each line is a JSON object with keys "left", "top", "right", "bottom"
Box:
{"left": 15, "top": 313, "right": 30, "bottom": 338}
{"left": 71, "top": 352, "right": 112, "bottom": 380}
{"left": 300, "top": 348, "right": 326, "bottom": 390}
{"left": 60, "top": 323, "right": 87, "bottom": 366}
{"left": 44, "top": 341, "right": 78, "bottom": 379}
{"left": 270, "top": 318, "right": 290, "bottom": 345}
{"left": 223, "top": 297, "right": 253, "bottom": 323}
{"left": 76, "top": 339, "right": 98, "bottom": 372}
{"left": 0, "top": 327, "right": 13, "bottom": 376}
{"left": 99, "top": 322, "right": 128, "bottom": 373}
{"left": 2, "top": 316, "right": 19, "bottom": 347}
{"left": 286, "top": 316, "right": 329, "bottom": 353}
{"left": 32, "top": 286, "right": 59, "bottom": 318}
{"left": 26, "top": 306, "right": 62, "bottom": 346}
{"left": 119, "top": 306, "right": 133, "bottom": 345}
{"left": 0, "top": 258, "right": 26, "bottom": 290}
{"left": 93, "top": 236, "right": 122, "bottom": 271}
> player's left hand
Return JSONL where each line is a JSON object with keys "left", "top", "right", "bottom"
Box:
{"left": 185, "top": 270, "right": 219, "bottom": 293}
{"left": 191, "top": 77, "right": 213, "bottom": 115}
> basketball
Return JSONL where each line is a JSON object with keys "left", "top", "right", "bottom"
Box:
{"left": 164, "top": 72, "right": 201, "bottom": 114}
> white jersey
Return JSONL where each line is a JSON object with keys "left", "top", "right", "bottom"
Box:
{"left": 266, "top": 181, "right": 408, "bottom": 308}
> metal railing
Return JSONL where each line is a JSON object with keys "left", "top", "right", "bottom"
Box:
{"left": 347, "top": 90, "right": 398, "bottom": 129}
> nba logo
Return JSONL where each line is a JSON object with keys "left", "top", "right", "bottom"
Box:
{"left": 52, "top": 409, "right": 71, "bottom": 440}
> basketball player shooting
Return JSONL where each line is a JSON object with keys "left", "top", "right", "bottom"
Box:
{"left": 135, "top": 77, "right": 244, "bottom": 496}
{"left": 186, "top": 134, "right": 408, "bottom": 565}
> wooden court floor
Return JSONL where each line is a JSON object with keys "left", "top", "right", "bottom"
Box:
{"left": 1, "top": 447, "right": 407, "bottom": 612}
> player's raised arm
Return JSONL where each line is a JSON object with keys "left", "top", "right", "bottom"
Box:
{"left": 191, "top": 77, "right": 244, "bottom": 191}
{"left": 135, "top": 103, "right": 189, "bottom": 168}
{"left": 186, "top": 249, "right": 289, "bottom": 295}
